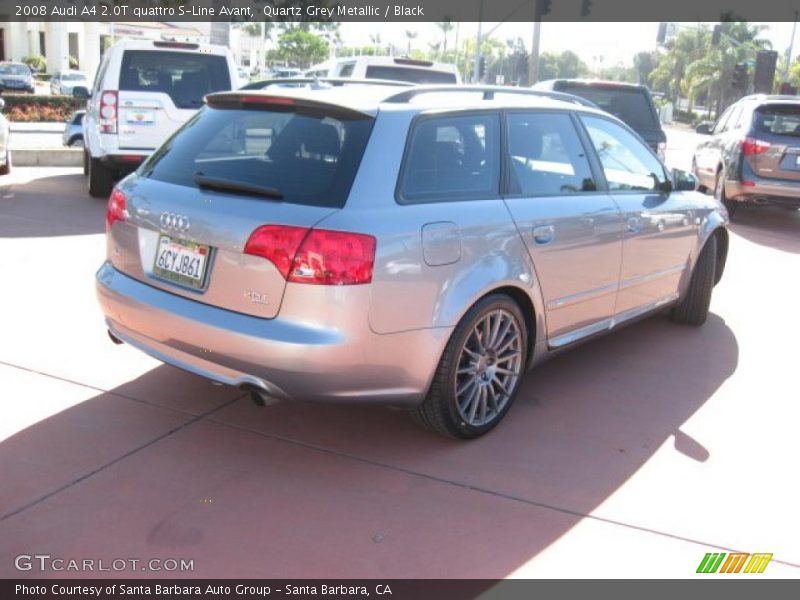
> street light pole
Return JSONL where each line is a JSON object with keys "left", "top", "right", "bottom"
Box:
{"left": 528, "top": 19, "right": 541, "bottom": 85}
{"left": 783, "top": 12, "right": 798, "bottom": 83}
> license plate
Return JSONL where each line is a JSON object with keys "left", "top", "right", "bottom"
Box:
{"left": 152, "top": 235, "right": 210, "bottom": 289}
{"left": 127, "top": 109, "right": 155, "bottom": 125}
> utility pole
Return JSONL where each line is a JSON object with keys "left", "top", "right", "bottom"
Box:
{"left": 783, "top": 12, "right": 798, "bottom": 83}
{"left": 472, "top": 0, "right": 484, "bottom": 84}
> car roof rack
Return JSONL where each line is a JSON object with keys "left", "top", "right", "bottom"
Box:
{"left": 240, "top": 77, "right": 415, "bottom": 91}
{"left": 382, "top": 85, "right": 599, "bottom": 108}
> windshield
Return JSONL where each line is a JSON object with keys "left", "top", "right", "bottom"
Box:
{"left": 0, "top": 64, "right": 30, "bottom": 76}
{"left": 557, "top": 84, "right": 659, "bottom": 131}
{"left": 754, "top": 105, "right": 800, "bottom": 137}
{"left": 141, "top": 106, "right": 374, "bottom": 208}
{"left": 119, "top": 50, "right": 231, "bottom": 109}
{"left": 365, "top": 66, "right": 457, "bottom": 84}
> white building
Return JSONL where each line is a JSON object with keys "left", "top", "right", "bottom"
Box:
{"left": 0, "top": 22, "right": 208, "bottom": 80}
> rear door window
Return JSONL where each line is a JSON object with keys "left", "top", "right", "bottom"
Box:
{"left": 506, "top": 112, "right": 597, "bottom": 195}
{"left": 141, "top": 105, "right": 374, "bottom": 208}
{"left": 754, "top": 105, "right": 800, "bottom": 136}
{"left": 398, "top": 113, "right": 501, "bottom": 203}
{"left": 119, "top": 50, "right": 232, "bottom": 109}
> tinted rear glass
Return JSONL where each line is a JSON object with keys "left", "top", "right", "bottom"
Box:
{"left": 141, "top": 106, "right": 374, "bottom": 208}
{"left": 754, "top": 105, "right": 800, "bottom": 137}
{"left": 365, "top": 66, "right": 457, "bottom": 84}
{"left": 119, "top": 50, "right": 231, "bottom": 109}
{"left": 557, "top": 84, "right": 659, "bottom": 131}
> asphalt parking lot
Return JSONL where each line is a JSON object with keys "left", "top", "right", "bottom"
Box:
{"left": 0, "top": 166, "right": 798, "bottom": 579}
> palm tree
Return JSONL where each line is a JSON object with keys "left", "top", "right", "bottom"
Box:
{"left": 370, "top": 33, "right": 382, "bottom": 56}
{"left": 437, "top": 21, "right": 455, "bottom": 58}
{"left": 405, "top": 30, "right": 418, "bottom": 55}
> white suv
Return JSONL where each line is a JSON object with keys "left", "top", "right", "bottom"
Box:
{"left": 83, "top": 40, "right": 237, "bottom": 197}
{"left": 304, "top": 57, "right": 461, "bottom": 84}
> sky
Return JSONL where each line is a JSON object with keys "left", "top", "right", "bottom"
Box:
{"left": 338, "top": 22, "right": 798, "bottom": 68}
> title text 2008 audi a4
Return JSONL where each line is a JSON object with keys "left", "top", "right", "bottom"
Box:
{"left": 96, "top": 83, "right": 728, "bottom": 438}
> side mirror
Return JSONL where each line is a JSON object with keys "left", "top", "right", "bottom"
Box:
{"left": 72, "top": 86, "right": 90, "bottom": 99}
{"left": 695, "top": 122, "right": 712, "bottom": 135}
{"left": 672, "top": 168, "right": 698, "bottom": 192}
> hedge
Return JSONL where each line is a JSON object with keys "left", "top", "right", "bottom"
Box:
{"left": 1, "top": 94, "right": 86, "bottom": 122}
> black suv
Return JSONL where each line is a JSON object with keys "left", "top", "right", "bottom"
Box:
{"left": 692, "top": 94, "right": 800, "bottom": 216}
{"left": 534, "top": 79, "right": 667, "bottom": 161}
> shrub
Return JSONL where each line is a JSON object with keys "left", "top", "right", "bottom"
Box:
{"left": 69, "top": 55, "right": 79, "bottom": 69}
{"left": 23, "top": 55, "right": 46, "bottom": 73}
{"left": 1, "top": 94, "right": 85, "bottom": 122}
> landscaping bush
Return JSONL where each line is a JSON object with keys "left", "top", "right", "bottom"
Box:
{"left": 23, "top": 55, "right": 46, "bottom": 73}
{"left": 1, "top": 94, "right": 85, "bottom": 122}
{"left": 672, "top": 108, "right": 696, "bottom": 124}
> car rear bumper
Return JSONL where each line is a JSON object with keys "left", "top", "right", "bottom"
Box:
{"left": 727, "top": 178, "right": 800, "bottom": 207}
{"left": 101, "top": 154, "right": 147, "bottom": 172}
{"left": 95, "top": 262, "right": 449, "bottom": 406}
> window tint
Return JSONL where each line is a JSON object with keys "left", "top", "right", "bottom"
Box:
{"left": 365, "top": 66, "right": 457, "bottom": 84}
{"left": 556, "top": 84, "right": 659, "bottom": 131}
{"left": 399, "top": 114, "right": 500, "bottom": 203}
{"left": 337, "top": 62, "right": 356, "bottom": 77}
{"left": 119, "top": 50, "right": 231, "bottom": 109}
{"left": 507, "top": 112, "right": 596, "bottom": 196}
{"left": 141, "top": 106, "right": 374, "bottom": 208}
{"left": 581, "top": 116, "right": 667, "bottom": 192}
{"left": 712, "top": 106, "right": 734, "bottom": 135}
{"left": 754, "top": 104, "right": 800, "bottom": 136}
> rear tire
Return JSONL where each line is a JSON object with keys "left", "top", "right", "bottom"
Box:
{"left": 0, "top": 149, "right": 11, "bottom": 176}
{"left": 88, "top": 155, "right": 115, "bottom": 198}
{"left": 671, "top": 236, "right": 717, "bottom": 327}
{"left": 82, "top": 149, "right": 89, "bottom": 176}
{"left": 715, "top": 168, "right": 738, "bottom": 218}
{"left": 411, "top": 294, "right": 528, "bottom": 439}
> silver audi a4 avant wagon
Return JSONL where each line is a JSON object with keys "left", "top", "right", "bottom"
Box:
{"left": 96, "top": 82, "right": 729, "bottom": 439}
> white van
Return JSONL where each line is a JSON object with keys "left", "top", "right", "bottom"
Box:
{"left": 304, "top": 57, "right": 461, "bottom": 84}
{"left": 83, "top": 40, "right": 237, "bottom": 197}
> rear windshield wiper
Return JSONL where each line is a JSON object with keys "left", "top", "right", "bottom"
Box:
{"left": 193, "top": 173, "right": 284, "bottom": 200}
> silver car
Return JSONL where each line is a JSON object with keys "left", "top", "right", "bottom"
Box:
{"left": 96, "top": 84, "right": 729, "bottom": 439}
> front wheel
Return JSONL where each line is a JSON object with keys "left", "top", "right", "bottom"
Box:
{"left": 671, "top": 236, "right": 717, "bottom": 326}
{"left": 412, "top": 295, "right": 528, "bottom": 439}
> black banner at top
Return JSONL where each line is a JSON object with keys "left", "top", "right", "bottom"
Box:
{"left": 0, "top": 0, "right": 799, "bottom": 22}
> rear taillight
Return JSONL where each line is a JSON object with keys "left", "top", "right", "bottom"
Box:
{"left": 106, "top": 188, "right": 126, "bottom": 230}
{"left": 244, "top": 225, "right": 376, "bottom": 285}
{"left": 741, "top": 137, "right": 770, "bottom": 156}
{"left": 99, "top": 90, "right": 118, "bottom": 134}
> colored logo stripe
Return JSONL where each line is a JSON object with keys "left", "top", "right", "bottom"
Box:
{"left": 697, "top": 552, "right": 772, "bottom": 573}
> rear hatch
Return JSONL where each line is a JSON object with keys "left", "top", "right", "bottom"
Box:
{"left": 116, "top": 47, "right": 232, "bottom": 150}
{"left": 748, "top": 103, "right": 800, "bottom": 182}
{"left": 108, "top": 95, "right": 375, "bottom": 318}
{"left": 554, "top": 82, "right": 665, "bottom": 149}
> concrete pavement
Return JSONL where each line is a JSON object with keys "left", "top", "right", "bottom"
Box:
{"left": 0, "top": 168, "right": 798, "bottom": 579}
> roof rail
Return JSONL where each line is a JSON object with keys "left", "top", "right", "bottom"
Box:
{"left": 240, "top": 77, "right": 415, "bottom": 91}
{"left": 382, "top": 85, "right": 599, "bottom": 108}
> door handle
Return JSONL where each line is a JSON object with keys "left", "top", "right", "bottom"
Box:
{"left": 533, "top": 225, "right": 555, "bottom": 245}
{"left": 626, "top": 217, "right": 642, "bottom": 234}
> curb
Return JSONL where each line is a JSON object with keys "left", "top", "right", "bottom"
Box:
{"left": 11, "top": 148, "right": 82, "bottom": 167}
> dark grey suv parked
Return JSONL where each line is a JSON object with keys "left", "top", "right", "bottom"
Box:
{"left": 96, "top": 83, "right": 728, "bottom": 439}
{"left": 693, "top": 94, "right": 800, "bottom": 215}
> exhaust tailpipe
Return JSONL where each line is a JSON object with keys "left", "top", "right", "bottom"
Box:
{"left": 107, "top": 330, "right": 123, "bottom": 345}
{"left": 240, "top": 384, "right": 274, "bottom": 407}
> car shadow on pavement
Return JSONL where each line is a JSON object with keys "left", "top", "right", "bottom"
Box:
{"left": 0, "top": 171, "right": 103, "bottom": 238}
{"left": 729, "top": 205, "right": 800, "bottom": 253}
{"left": 0, "top": 312, "right": 738, "bottom": 578}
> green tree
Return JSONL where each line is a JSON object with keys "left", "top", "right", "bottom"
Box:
{"left": 538, "top": 50, "right": 590, "bottom": 80}
{"left": 268, "top": 29, "right": 329, "bottom": 69}
{"left": 405, "top": 30, "right": 418, "bottom": 55}
{"left": 437, "top": 21, "right": 455, "bottom": 57}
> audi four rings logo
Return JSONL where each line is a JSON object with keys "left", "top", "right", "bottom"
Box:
{"left": 160, "top": 212, "right": 191, "bottom": 232}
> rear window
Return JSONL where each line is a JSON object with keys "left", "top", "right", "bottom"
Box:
{"left": 754, "top": 105, "right": 800, "bottom": 137}
{"left": 141, "top": 105, "right": 374, "bottom": 208}
{"left": 62, "top": 73, "right": 86, "bottom": 81}
{"left": 557, "top": 84, "right": 659, "bottom": 131}
{"left": 119, "top": 50, "right": 232, "bottom": 109}
{"left": 365, "top": 66, "right": 457, "bottom": 84}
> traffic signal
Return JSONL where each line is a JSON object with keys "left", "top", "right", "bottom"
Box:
{"left": 581, "top": 0, "right": 592, "bottom": 16}
{"left": 535, "top": 0, "right": 552, "bottom": 19}
{"left": 479, "top": 56, "right": 486, "bottom": 79}
{"left": 712, "top": 25, "right": 722, "bottom": 46}
{"left": 656, "top": 22, "right": 667, "bottom": 44}
{"left": 732, "top": 62, "right": 748, "bottom": 90}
